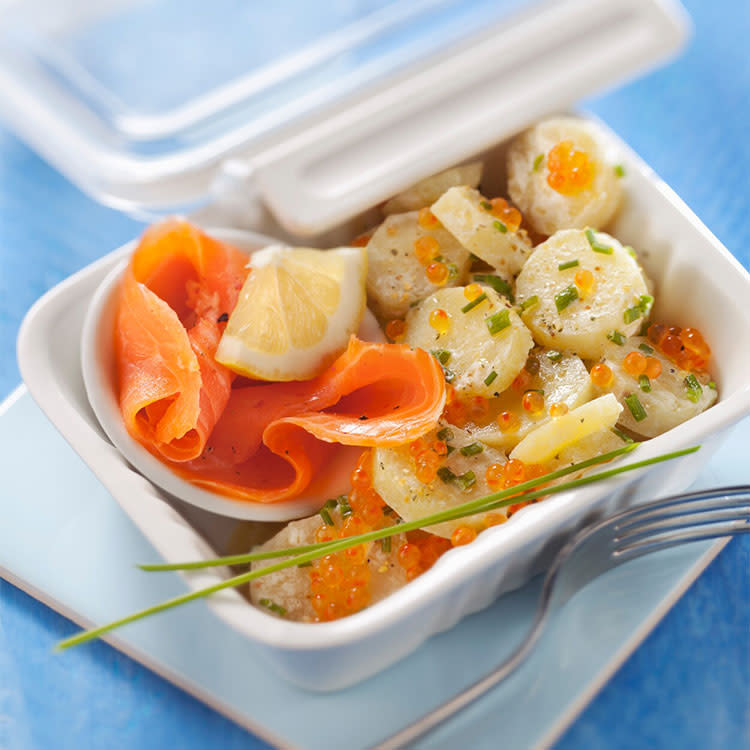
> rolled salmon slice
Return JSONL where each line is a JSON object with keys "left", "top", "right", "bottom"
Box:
{"left": 115, "top": 220, "right": 446, "bottom": 504}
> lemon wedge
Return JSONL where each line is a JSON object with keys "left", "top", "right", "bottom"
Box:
{"left": 215, "top": 245, "right": 367, "bottom": 381}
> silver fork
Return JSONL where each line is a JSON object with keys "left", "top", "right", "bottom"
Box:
{"left": 376, "top": 485, "right": 750, "bottom": 749}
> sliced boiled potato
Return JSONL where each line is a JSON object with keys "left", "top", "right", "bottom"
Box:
{"left": 510, "top": 394, "right": 623, "bottom": 465}
{"left": 382, "top": 162, "right": 483, "bottom": 215}
{"left": 249, "top": 508, "right": 407, "bottom": 622}
{"left": 373, "top": 424, "right": 507, "bottom": 538}
{"left": 506, "top": 116, "right": 623, "bottom": 236}
{"left": 545, "top": 427, "right": 629, "bottom": 476}
{"left": 470, "top": 348, "right": 593, "bottom": 451}
{"left": 597, "top": 337, "right": 718, "bottom": 438}
{"left": 365, "top": 211, "right": 470, "bottom": 320}
{"left": 515, "top": 229, "right": 650, "bottom": 359}
{"left": 431, "top": 186, "right": 533, "bottom": 276}
{"left": 404, "top": 286, "right": 533, "bottom": 398}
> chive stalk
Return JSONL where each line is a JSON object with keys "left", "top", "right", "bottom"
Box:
{"left": 555, "top": 285, "right": 579, "bottom": 313}
{"left": 585, "top": 228, "right": 614, "bottom": 254}
{"left": 558, "top": 259, "right": 580, "bottom": 271}
{"left": 473, "top": 274, "right": 514, "bottom": 302}
{"left": 461, "top": 293, "right": 487, "bottom": 313}
{"left": 486, "top": 309, "right": 511, "bottom": 335}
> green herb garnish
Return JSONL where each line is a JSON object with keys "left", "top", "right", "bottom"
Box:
{"left": 638, "top": 342, "right": 654, "bottom": 354}
{"left": 456, "top": 471, "right": 476, "bottom": 490}
{"left": 708, "top": 380, "right": 717, "bottom": 390}
{"left": 607, "top": 330, "right": 626, "bottom": 346}
{"left": 611, "top": 427, "right": 634, "bottom": 443}
{"left": 472, "top": 274, "right": 514, "bottom": 302}
{"left": 638, "top": 374, "right": 651, "bottom": 393}
{"left": 685, "top": 374, "right": 703, "bottom": 403}
{"left": 519, "top": 295, "right": 539, "bottom": 313}
{"left": 625, "top": 393, "right": 647, "bottom": 422}
{"left": 623, "top": 305, "right": 643, "bottom": 324}
{"left": 461, "top": 293, "right": 487, "bottom": 313}
{"left": 555, "top": 285, "right": 579, "bottom": 312}
{"left": 493, "top": 220, "right": 508, "bottom": 233}
{"left": 480, "top": 200, "right": 493, "bottom": 211}
{"left": 431, "top": 349, "right": 452, "bottom": 365}
{"left": 533, "top": 153, "right": 544, "bottom": 171}
{"left": 380, "top": 537, "right": 391, "bottom": 554}
{"left": 437, "top": 427, "right": 454, "bottom": 442}
{"left": 338, "top": 495, "right": 353, "bottom": 518}
{"left": 56, "top": 444, "right": 702, "bottom": 651}
{"left": 460, "top": 443, "right": 484, "bottom": 457}
{"left": 558, "top": 259, "right": 580, "bottom": 271}
{"left": 437, "top": 466, "right": 456, "bottom": 483}
{"left": 484, "top": 370, "right": 498, "bottom": 386}
{"left": 319, "top": 499, "right": 337, "bottom": 526}
{"left": 546, "top": 350, "right": 563, "bottom": 363}
{"left": 614, "top": 164, "right": 626, "bottom": 177}
{"left": 259, "top": 598, "right": 287, "bottom": 617}
{"left": 486, "top": 309, "right": 511, "bottom": 335}
{"left": 585, "top": 228, "right": 614, "bottom": 254}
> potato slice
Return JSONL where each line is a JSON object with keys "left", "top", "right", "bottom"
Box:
{"left": 249, "top": 509, "right": 407, "bottom": 622}
{"left": 510, "top": 394, "right": 622, "bottom": 465}
{"left": 365, "top": 211, "right": 470, "bottom": 320}
{"left": 597, "top": 337, "right": 718, "bottom": 438}
{"left": 373, "top": 424, "right": 507, "bottom": 538}
{"left": 470, "top": 348, "right": 593, "bottom": 452}
{"left": 404, "top": 286, "right": 533, "bottom": 397}
{"left": 431, "top": 186, "right": 533, "bottom": 276}
{"left": 515, "top": 229, "right": 650, "bottom": 359}
{"left": 506, "top": 116, "right": 623, "bottom": 235}
{"left": 382, "top": 162, "right": 483, "bottom": 215}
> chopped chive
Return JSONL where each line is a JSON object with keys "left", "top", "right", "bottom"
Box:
{"left": 524, "top": 355, "right": 540, "bottom": 375}
{"left": 638, "top": 342, "right": 654, "bottom": 354}
{"left": 614, "top": 164, "right": 626, "bottom": 177}
{"left": 558, "top": 259, "right": 580, "bottom": 271}
{"left": 546, "top": 349, "right": 563, "bottom": 363}
{"left": 638, "top": 294, "right": 654, "bottom": 313}
{"left": 585, "top": 228, "right": 614, "bottom": 254}
{"left": 461, "top": 292, "right": 488, "bottom": 313}
{"left": 437, "top": 427, "right": 454, "bottom": 442}
{"left": 297, "top": 561, "right": 313, "bottom": 568}
{"left": 493, "top": 220, "right": 508, "bottom": 234}
{"left": 611, "top": 426, "right": 634, "bottom": 443}
{"left": 638, "top": 374, "right": 652, "bottom": 392}
{"left": 338, "top": 495, "right": 353, "bottom": 518}
{"left": 520, "top": 295, "right": 539, "bottom": 313}
{"left": 319, "top": 506, "right": 335, "bottom": 526}
{"left": 469, "top": 252, "right": 482, "bottom": 264}
{"left": 447, "top": 263, "right": 459, "bottom": 279}
{"left": 380, "top": 537, "right": 392, "bottom": 554}
{"left": 446, "top": 445, "right": 455, "bottom": 455}
{"left": 623, "top": 305, "right": 642, "bottom": 324}
{"left": 484, "top": 370, "right": 498, "bottom": 386}
{"left": 437, "top": 466, "right": 456, "bottom": 483}
{"left": 486, "top": 309, "right": 511, "bottom": 335}
{"left": 524, "top": 388, "right": 545, "bottom": 396}
{"left": 555, "top": 284, "right": 579, "bottom": 313}
{"left": 685, "top": 374, "right": 703, "bottom": 403}
{"left": 625, "top": 245, "right": 637, "bottom": 258}
{"left": 259, "top": 598, "right": 287, "bottom": 617}
{"left": 456, "top": 471, "right": 476, "bottom": 490}
{"left": 625, "top": 393, "right": 648, "bottom": 422}
{"left": 533, "top": 153, "right": 544, "bottom": 171}
{"left": 460, "top": 443, "right": 484, "bottom": 457}
{"left": 480, "top": 200, "right": 493, "bottom": 211}
{"left": 708, "top": 380, "right": 717, "bottom": 390}
{"left": 473, "top": 274, "right": 514, "bottom": 302}
{"left": 431, "top": 349, "right": 452, "bottom": 365}
{"left": 607, "top": 330, "right": 626, "bottom": 346}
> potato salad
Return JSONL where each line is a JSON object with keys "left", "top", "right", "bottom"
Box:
{"left": 249, "top": 116, "right": 718, "bottom": 623}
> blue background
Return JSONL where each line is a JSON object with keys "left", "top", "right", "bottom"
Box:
{"left": 0, "top": 1, "right": 748, "bottom": 747}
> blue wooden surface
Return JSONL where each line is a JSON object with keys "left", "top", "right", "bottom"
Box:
{"left": 0, "top": 1, "right": 748, "bottom": 748}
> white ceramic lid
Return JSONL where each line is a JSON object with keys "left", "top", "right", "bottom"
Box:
{"left": 0, "top": 0, "right": 689, "bottom": 233}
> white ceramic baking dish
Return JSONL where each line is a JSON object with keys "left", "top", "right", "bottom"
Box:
{"left": 17, "top": 115, "right": 750, "bottom": 690}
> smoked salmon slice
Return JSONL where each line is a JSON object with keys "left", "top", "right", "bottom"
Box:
{"left": 115, "top": 220, "right": 446, "bottom": 504}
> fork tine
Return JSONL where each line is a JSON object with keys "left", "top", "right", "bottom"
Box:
{"left": 614, "top": 518, "right": 750, "bottom": 560}
{"left": 615, "top": 504, "right": 750, "bottom": 546}
{"left": 612, "top": 486, "right": 750, "bottom": 530}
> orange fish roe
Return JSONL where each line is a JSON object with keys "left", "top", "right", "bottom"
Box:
{"left": 429, "top": 308, "right": 452, "bottom": 334}
{"left": 384, "top": 318, "right": 406, "bottom": 342}
{"left": 511, "top": 368, "right": 532, "bottom": 393}
{"left": 590, "top": 362, "right": 614, "bottom": 388}
{"left": 497, "top": 410, "right": 521, "bottom": 433}
{"left": 644, "top": 356, "right": 662, "bottom": 379}
{"left": 350, "top": 232, "right": 372, "bottom": 247}
{"left": 485, "top": 462, "right": 505, "bottom": 490}
{"left": 488, "top": 197, "right": 522, "bottom": 233}
{"left": 549, "top": 402, "right": 569, "bottom": 417}
{"left": 464, "top": 282, "right": 484, "bottom": 301}
{"left": 409, "top": 437, "right": 445, "bottom": 484}
{"left": 425, "top": 261, "right": 450, "bottom": 285}
{"left": 418, "top": 207, "right": 441, "bottom": 229}
{"left": 647, "top": 323, "right": 711, "bottom": 372}
{"left": 397, "top": 542, "right": 421, "bottom": 569}
{"left": 503, "top": 458, "right": 527, "bottom": 484}
{"left": 451, "top": 525, "right": 477, "bottom": 547}
{"left": 414, "top": 235, "right": 440, "bottom": 265}
{"left": 546, "top": 140, "right": 595, "bottom": 195}
{"left": 522, "top": 390, "right": 545, "bottom": 415}
{"left": 574, "top": 268, "right": 595, "bottom": 295}
{"left": 623, "top": 351, "right": 648, "bottom": 376}
{"left": 432, "top": 439, "right": 448, "bottom": 456}
{"left": 443, "top": 397, "right": 466, "bottom": 427}
{"left": 397, "top": 530, "right": 451, "bottom": 578}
